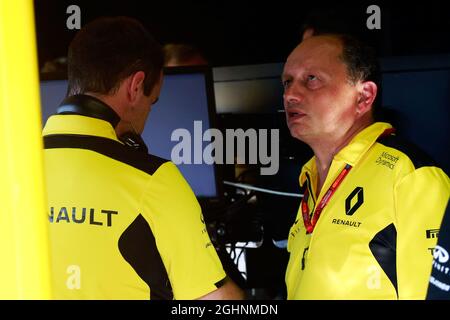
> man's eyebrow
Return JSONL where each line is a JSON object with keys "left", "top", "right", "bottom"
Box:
{"left": 281, "top": 72, "right": 291, "bottom": 80}
{"left": 281, "top": 68, "right": 327, "bottom": 80}
{"left": 306, "top": 67, "right": 331, "bottom": 78}
{"left": 304, "top": 66, "right": 322, "bottom": 73}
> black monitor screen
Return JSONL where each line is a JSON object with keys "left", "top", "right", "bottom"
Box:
{"left": 40, "top": 67, "right": 219, "bottom": 198}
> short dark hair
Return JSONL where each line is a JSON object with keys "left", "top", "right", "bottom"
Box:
{"left": 335, "top": 34, "right": 381, "bottom": 87}
{"left": 326, "top": 34, "right": 382, "bottom": 109}
{"left": 68, "top": 17, "right": 163, "bottom": 96}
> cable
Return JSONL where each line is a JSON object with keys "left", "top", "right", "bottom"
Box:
{"left": 228, "top": 243, "right": 236, "bottom": 261}
{"left": 223, "top": 181, "right": 303, "bottom": 198}
{"left": 236, "top": 242, "right": 247, "bottom": 263}
{"left": 235, "top": 243, "right": 248, "bottom": 280}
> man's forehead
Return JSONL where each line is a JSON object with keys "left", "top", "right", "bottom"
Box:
{"left": 285, "top": 36, "right": 343, "bottom": 71}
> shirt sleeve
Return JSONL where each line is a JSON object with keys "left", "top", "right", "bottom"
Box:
{"left": 395, "top": 166, "right": 450, "bottom": 299}
{"left": 142, "top": 161, "right": 226, "bottom": 300}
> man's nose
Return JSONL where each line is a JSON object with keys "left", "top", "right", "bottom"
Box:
{"left": 283, "top": 83, "right": 304, "bottom": 107}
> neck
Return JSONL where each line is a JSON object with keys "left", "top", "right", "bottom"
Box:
{"left": 311, "top": 119, "right": 372, "bottom": 194}
{"left": 85, "top": 92, "right": 123, "bottom": 117}
{"left": 85, "top": 92, "right": 131, "bottom": 136}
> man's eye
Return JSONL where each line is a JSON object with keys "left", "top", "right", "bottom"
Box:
{"left": 282, "top": 80, "right": 291, "bottom": 88}
{"left": 307, "top": 75, "right": 317, "bottom": 81}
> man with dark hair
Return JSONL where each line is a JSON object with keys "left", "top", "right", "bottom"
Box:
{"left": 43, "top": 16, "right": 242, "bottom": 300}
{"left": 282, "top": 34, "right": 449, "bottom": 299}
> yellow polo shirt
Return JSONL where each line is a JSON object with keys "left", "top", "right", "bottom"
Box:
{"left": 286, "top": 122, "right": 450, "bottom": 299}
{"left": 43, "top": 114, "right": 225, "bottom": 299}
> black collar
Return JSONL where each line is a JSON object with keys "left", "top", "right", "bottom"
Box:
{"left": 57, "top": 94, "right": 121, "bottom": 128}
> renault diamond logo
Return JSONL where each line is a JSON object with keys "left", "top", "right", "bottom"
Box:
{"left": 345, "top": 187, "right": 364, "bottom": 216}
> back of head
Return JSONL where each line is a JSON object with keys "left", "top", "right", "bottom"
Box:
{"left": 68, "top": 16, "right": 163, "bottom": 96}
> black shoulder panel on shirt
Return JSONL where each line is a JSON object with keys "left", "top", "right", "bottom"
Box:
{"left": 44, "top": 134, "right": 168, "bottom": 176}
{"left": 377, "top": 134, "right": 436, "bottom": 169}
{"left": 427, "top": 202, "right": 450, "bottom": 299}
{"left": 369, "top": 223, "right": 398, "bottom": 297}
{"left": 118, "top": 214, "right": 173, "bottom": 300}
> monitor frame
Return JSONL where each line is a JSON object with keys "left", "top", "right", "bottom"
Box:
{"left": 162, "top": 66, "right": 224, "bottom": 201}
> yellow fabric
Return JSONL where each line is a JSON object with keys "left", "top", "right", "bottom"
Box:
{"left": 0, "top": 0, "right": 51, "bottom": 299}
{"left": 286, "top": 122, "right": 450, "bottom": 299}
{"left": 43, "top": 115, "right": 225, "bottom": 299}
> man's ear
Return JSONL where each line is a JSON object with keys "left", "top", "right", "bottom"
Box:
{"left": 356, "top": 81, "right": 377, "bottom": 117}
{"left": 127, "top": 71, "right": 146, "bottom": 104}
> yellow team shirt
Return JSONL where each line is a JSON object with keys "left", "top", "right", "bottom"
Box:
{"left": 43, "top": 112, "right": 225, "bottom": 299}
{"left": 286, "top": 122, "right": 450, "bottom": 299}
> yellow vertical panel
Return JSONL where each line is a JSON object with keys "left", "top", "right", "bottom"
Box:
{"left": 0, "top": 0, "right": 52, "bottom": 298}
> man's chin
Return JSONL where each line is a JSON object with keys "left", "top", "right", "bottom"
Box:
{"left": 289, "top": 128, "right": 309, "bottom": 142}
{"left": 288, "top": 123, "right": 305, "bottom": 135}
